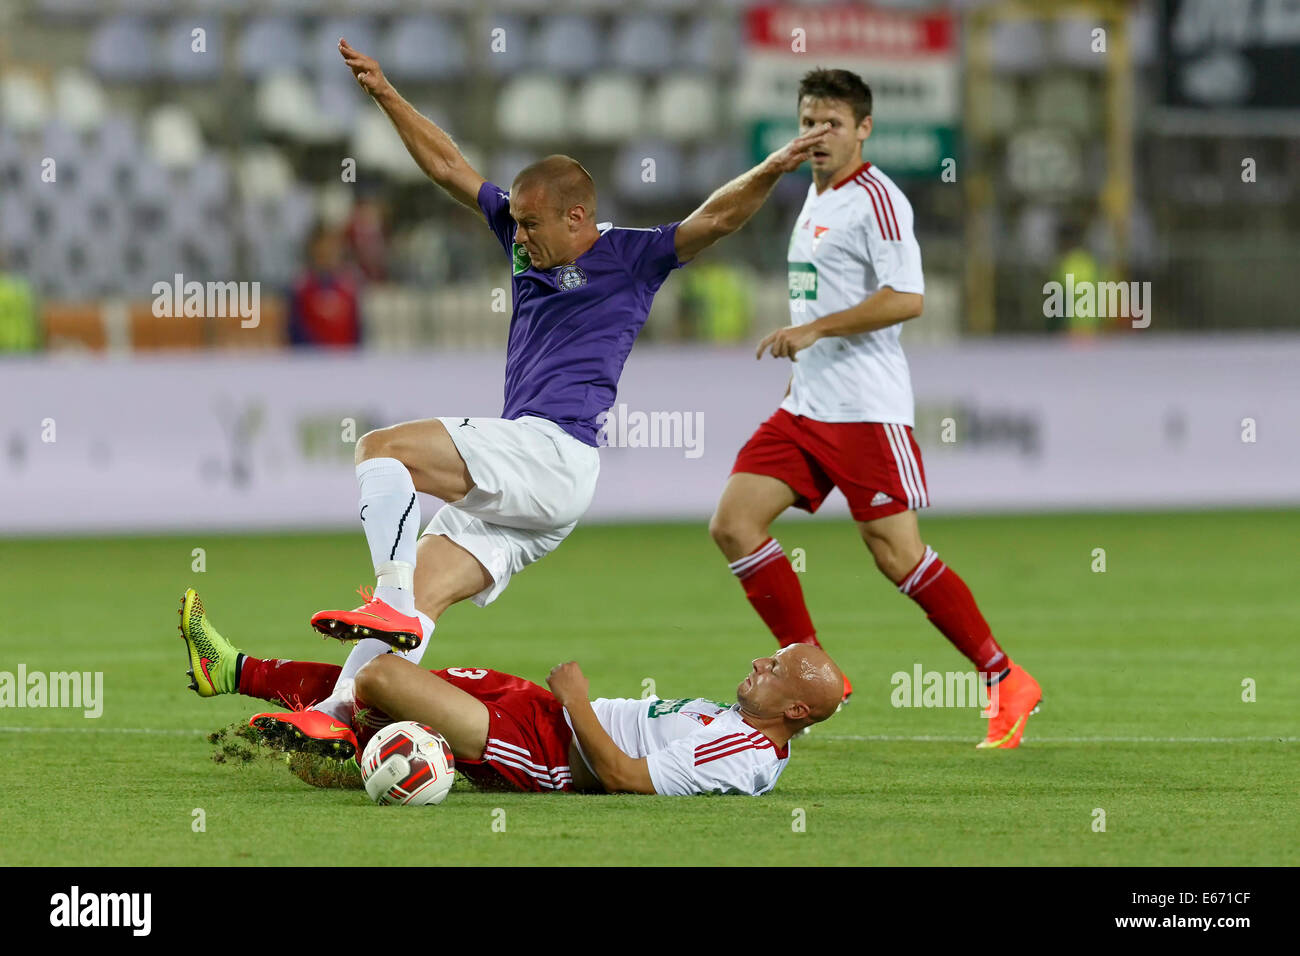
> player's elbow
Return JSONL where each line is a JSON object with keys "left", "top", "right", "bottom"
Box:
{"left": 901, "top": 293, "right": 924, "bottom": 319}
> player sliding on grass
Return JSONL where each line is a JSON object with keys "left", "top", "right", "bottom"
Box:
{"left": 709, "top": 69, "right": 1042, "bottom": 749}
{"left": 250, "top": 39, "right": 838, "bottom": 751}
{"left": 180, "top": 589, "right": 842, "bottom": 796}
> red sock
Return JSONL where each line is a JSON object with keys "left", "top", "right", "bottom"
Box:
{"left": 898, "top": 547, "right": 1008, "bottom": 679}
{"left": 728, "top": 538, "right": 820, "bottom": 649}
{"left": 238, "top": 656, "right": 342, "bottom": 709}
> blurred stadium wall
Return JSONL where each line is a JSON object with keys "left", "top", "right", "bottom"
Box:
{"left": 1, "top": 0, "right": 1296, "bottom": 532}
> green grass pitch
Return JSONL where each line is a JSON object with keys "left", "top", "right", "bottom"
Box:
{"left": 1, "top": 510, "right": 1296, "bottom": 866}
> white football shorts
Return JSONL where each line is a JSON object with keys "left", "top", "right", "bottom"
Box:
{"left": 421, "top": 415, "right": 600, "bottom": 607}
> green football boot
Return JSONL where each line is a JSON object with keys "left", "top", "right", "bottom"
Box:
{"left": 178, "top": 588, "right": 241, "bottom": 697}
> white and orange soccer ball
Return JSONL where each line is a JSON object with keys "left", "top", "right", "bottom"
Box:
{"left": 360, "top": 721, "right": 455, "bottom": 806}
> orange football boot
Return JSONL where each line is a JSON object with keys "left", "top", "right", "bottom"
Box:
{"left": 976, "top": 662, "right": 1042, "bottom": 750}
{"left": 310, "top": 585, "right": 422, "bottom": 650}
{"left": 250, "top": 709, "right": 359, "bottom": 761}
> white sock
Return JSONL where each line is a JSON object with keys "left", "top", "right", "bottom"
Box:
{"left": 357, "top": 457, "right": 420, "bottom": 614}
{"left": 313, "top": 677, "right": 356, "bottom": 722}
{"left": 311, "top": 614, "right": 436, "bottom": 717}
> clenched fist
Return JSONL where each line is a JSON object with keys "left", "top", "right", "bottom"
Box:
{"left": 546, "top": 661, "right": 589, "bottom": 706}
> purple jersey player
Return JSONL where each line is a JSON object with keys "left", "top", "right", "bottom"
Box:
{"left": 247, "top": 37, "right": 834, "bottom": 749}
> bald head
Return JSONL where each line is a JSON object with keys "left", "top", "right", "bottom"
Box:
{"left": 781, "top": 644, "right": 844, "bottom": 722}
{"left": 511, "top": 154, "right": 596, "bottom": 220}
{"left": 736, "top": 643, "right": 845, "bottom": 735}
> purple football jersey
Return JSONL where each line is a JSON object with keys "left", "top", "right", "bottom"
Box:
{"left": 477, "top": 180, "right": 686, "bottom": 446}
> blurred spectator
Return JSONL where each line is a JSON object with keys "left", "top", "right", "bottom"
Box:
{"left": 0, "top": 251, "right": 38, "bottom": 352}
{"left": 288, "top": 225, "right": 362, "bottom": 348}
{"left": 345, "top": 189, "right": 390, "bottom": 282}
{"left": 677, "top": 261, "right": 751, "bottom": 343}
{"left": 1051, "top": 220, "right": 1100, "bottom": 338}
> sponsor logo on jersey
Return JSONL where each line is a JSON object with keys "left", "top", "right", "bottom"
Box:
{"left": 788, "top": 262, "right": 818, "bottom": 300}
{"left": 511, "top": 243, "right": 530, "bottom": 275}
{"left": 684, "top": 712, "right": 716, "bottom": 726}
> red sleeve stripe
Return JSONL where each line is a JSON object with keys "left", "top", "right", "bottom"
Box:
{"left": 854, "top": 174, "right": 892, "bottom": 240}
{"left": 695, "top": 732, "right": 777, "bottom": 766}
{"left": 694, "top": 733, "right": 747, "bottom": 759}
{"left": 696, "top": 743, "right": 757, "bottom": 766}
{"left": 862, "top": 170, "right": 902, "bottom": 241}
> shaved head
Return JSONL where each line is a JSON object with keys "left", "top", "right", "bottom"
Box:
{"left": 736, "top": 643, "right": 845, "bottom": 736}
{"left": 512, "top": 154, "right": 597, "bottom": 219}
{"left": 782, "top": 644, "right": 844, "bottom": 722}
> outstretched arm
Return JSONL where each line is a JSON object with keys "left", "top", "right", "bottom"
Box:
{"left": 547, "top": 662, "right": 655, "bottom": 794}
{"left": 339, "top": 37, "right": 485, "bottom": 216}
{"left": 674, "top": 123, "right": 832, "bottom": 264}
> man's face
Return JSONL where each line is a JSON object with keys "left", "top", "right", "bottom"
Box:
{"left": 798, "top": 96, "right": 870, "bottom": 176}
{"left": 736, "top": 646, "right": 804, "bottom": 719}
{"left": 509, "top": 185, "right": 575, "bottom": 270}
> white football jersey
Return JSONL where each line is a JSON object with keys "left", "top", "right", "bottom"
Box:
{"left": 564, "top": 697, "right": 789, "bottom": 796}
{"left": 781, "top": 161, "right": 925, "bottom": 426}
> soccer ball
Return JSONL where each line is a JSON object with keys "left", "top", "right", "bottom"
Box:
{"left": 360, "top": 721, "right": 456, "bottom": 806}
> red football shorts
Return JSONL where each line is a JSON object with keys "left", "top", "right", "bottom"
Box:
{"left": 731, "top": 408, "right": 930, "bottom": 522}
{"left": 434, "top": 667, "right": 576, "bottom": 793}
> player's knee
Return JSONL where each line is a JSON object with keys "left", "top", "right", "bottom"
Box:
{"left": 354, "top": 654, "right": 397, "bottom": 704}
{"left": 708, "top": 511, "right": 740, "bottom": 551}
{"left": 865, "top": 537, "right": 916, "bottom": 584}
{"left": 354, "top": 427, "right": 393, "bottom": 465}
{"left": 709, "top": 510, "right": 766, "bottom": 561}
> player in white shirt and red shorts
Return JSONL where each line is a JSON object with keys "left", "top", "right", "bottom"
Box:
{"left": 178, "top": 588, "right": 843, "bottom": 796}
{"left": 709, "top": 69, "right": 1042, "bottom": 749}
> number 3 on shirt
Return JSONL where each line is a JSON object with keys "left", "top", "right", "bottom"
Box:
{"left": 445, "top": 667, "right": 489, "bottom": 680}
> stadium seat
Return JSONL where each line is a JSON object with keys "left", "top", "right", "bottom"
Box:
{"left": 496, "top": 75, "right": 569, "bottom": 142}
{"left": 609, "top": 15, "right": 675, "bottom": 74}
{"left": 53, "top": 70, "right": 108, "bottom": 134}
{"left": 532, "top": 15, "right": 602, "bottom": 76}
{"left": 239, "top": 18, "right": 304, "bottom": 78}
{"left": 89, "top": 16, "right": 158, "bottom": 82}
{"left": 254, "top": 72, "right": 321, "bottom": 140}
{"left": 1, "top": 71, "right": 52, "bottom": 134}
{"left": 575, "top": 74, "right": 643, "bottom": 143}
{"left": 147, "top": 106, "right": 205, "bottom": 170}
{"left": 164, "top": 17, "right": 224, "bottom": 82}
{"left": 350, "top": 108, "right": 429, "bottom": 180}
{"left": 384, "top": 15, "right": 465, "bottom": 80}
{"left": 235, "top": 148, "right": 295, "bottom": 203}
{"left": 647, "top": 76, "right": 717, "bottom": 141}
{"left": 677, "top": 15, "right": 740, "bottom": 71}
